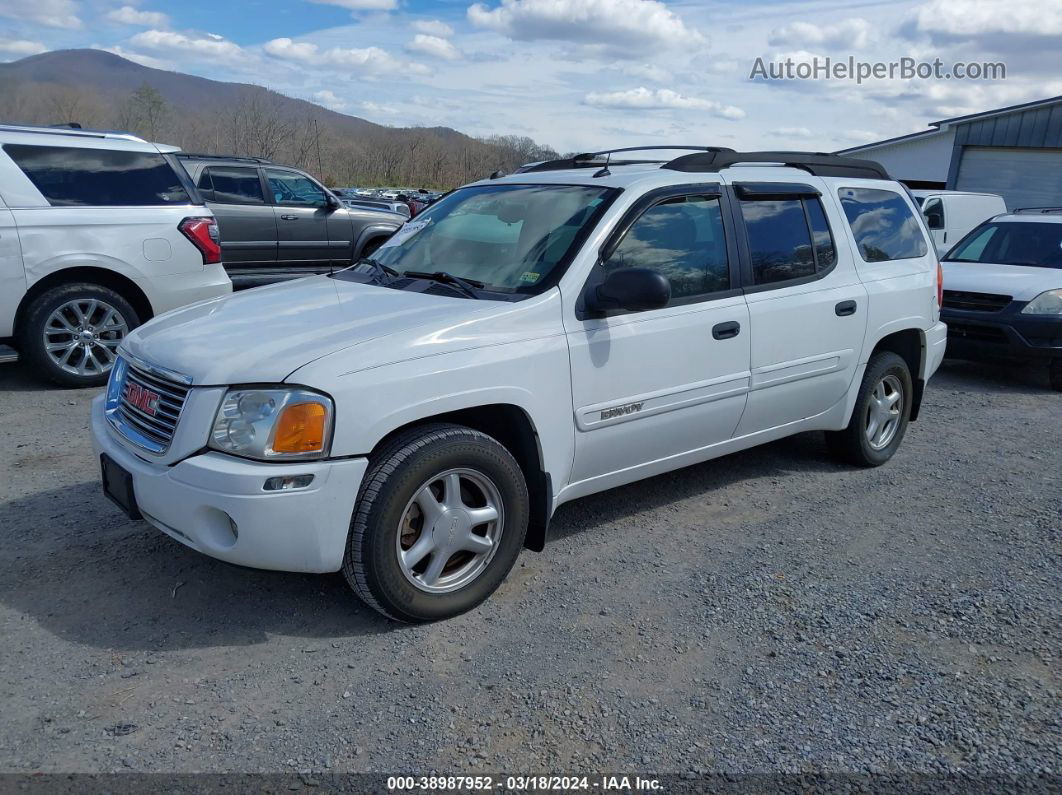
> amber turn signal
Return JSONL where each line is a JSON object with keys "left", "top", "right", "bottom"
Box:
{"left": 272, "top": 402, "right": 328, "bottom": 454}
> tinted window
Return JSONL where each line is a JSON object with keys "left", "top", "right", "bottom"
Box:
{"left": 806, "top": 198, "right": 836, "bottom": 269}
{"left": 203, "top": 167, "right": 264, "bottom": 204}
{"left": 838, "top": 187, "right": 928, "bottom": 262}
{"left": 265, "top": 169, "right": 327, "bottom": 206}
{"left": 604, "top": 195, "right": 729, "bottom": 300}
{"left": 947, "top": 221, "right": 1062, "bottom": 269}
{"left": 741, "top": 199, "right": 816, "bottom": 284}
{"left": 5, "top": 144, "right": 190, "bottom": 207}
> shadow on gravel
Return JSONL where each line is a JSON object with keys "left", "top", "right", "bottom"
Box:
{"left": 0, "top": 482, "right": 396, "bottom": 652}
{"left": 0, "top": 362, "right": 57, "bottom": 393}
{"left": 934, "top": 357, "right": 1053, "bottom": 395}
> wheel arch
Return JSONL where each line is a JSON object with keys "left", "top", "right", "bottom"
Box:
{"left": 867, "top": 327, "right": 926, "bottom": 421}
{"left": 366, "top": 403, "right": 552, "bottom": 552}
{"left": 14, "top": 266, "right": 154, "bottom": 341}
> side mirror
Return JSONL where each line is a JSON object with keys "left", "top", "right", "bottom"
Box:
{"left": 325, "top": 194, "right": 341, "bottom": 211}
{"left": 586, "top": 268, "right": 671, "bottom": 314}
{"left": 925, "top": 211, "right": 943, "bottom": 230}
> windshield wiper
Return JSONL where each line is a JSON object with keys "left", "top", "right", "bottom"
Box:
{"left": 354, "top": 257, "right": 400, "bottom": 284}
{"left": 403, "top": 270, "right": 484, "bottom": 299}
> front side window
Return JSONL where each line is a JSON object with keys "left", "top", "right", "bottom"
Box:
{"left": 923, "top": 197, "right": 945, "bottom": 230}
{"left": 368, "top": 183, "right": 613, "bottom": 293}
{"left": 838, "top": 187, "right": 929, "bottom": 262}
{"left": 4, "top": 144, "right": 190, "bottom": 207}
{"left": 603, "top": 195, "right": 730, "bottom": 300}
{"left": 265, "top": 169, "right": 328, "bottom": 206}
{"left": 202, "top": 167, "right": 265, "bottom": 204}
{"left": 947, "top": 222, "right": 1062, "bottom": 269}
{"left": 741, "top": 198, "right": 837, "bottom": 285}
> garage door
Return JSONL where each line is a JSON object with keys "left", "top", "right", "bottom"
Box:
{"left": 955, "top": 147, "right": 1062, "bottom": 211}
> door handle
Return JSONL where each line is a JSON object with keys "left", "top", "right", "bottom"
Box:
{"left": 835, "top": 300, "right": 857, "bottom": 317}
{"left": 280, "top": 214, "right": 299, "bottom": 221}
{"left": 712, "top": 321, "right": 741, "bottom": 340}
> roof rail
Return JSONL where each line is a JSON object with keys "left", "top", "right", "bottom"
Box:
{"left": 175, "top": 152, "right": 273, "bottom": 164}
{"left": 1013, "top": 207, "right": 1062, "bottom": 214}
{"left": 0, "top": 122, "right": 146, "bottom": 142}
{"left": 516, "top": 146, "right": 735, "bottom": 174}
{"left": 662, "top": 150, "right": 890, "bottom": 180}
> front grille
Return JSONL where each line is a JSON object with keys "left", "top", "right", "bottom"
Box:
{"left": 116, "top": 363, "right": 189, "bottom": 451}
{"left": 942, "top": 290, "right": 1012, "bottom": 312}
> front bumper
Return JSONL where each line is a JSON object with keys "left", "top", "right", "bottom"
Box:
{"left": 941, "top": 302, "right": 1062, "bottom": 361}
{"left": 91, "top": 395, "right": 367, "bottom": 573}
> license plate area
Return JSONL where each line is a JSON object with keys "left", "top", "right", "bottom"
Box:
{"left": 100, "top": 454, "right": 142, "bottom": 520}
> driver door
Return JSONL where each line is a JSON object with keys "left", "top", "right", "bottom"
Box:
{"left": 264, "top": 168, "right": 336, "bottom": 273}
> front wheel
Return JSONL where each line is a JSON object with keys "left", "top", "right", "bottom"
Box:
{"left": 826, "top": 351, "right": 913, "bottom": 467}
{"left": 342, "top": 423, "right": 529, "bottom": 622}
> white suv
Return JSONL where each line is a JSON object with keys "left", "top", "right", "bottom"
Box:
{"left": 91, "top": 147, "right": 947, "bottom": 622}
{"left": 0, "top": 124, "right": 232, "bottom": 386}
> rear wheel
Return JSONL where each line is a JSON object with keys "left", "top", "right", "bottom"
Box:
{"left": 20, "top": 283, "right": 139, "bottom": 388}
{"left": 826, "top": 351, "right": 912, "bottom": 467}
{"left": 342, "top": 423, "right": 529, "bottom": 622}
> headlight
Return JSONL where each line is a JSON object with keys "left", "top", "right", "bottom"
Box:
{"left": 1021, "top": 289, "right": 1062, "bottom": 315}
{"left": 209, "top": 387, "right": 333, "bottom": 461}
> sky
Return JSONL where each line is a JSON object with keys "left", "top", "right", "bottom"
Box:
{"left": 0, "top": 0, "right": 1059, "bottom": 153}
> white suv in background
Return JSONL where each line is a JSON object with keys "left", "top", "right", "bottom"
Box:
{"left": 0, "top": 124, "right": 232, "bottom": 387}
{"left": 92, "top": 147, "right": 947, "bottom": 622}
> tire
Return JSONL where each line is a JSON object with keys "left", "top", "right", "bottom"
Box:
{"left": 342, "top": 423, "right": 529, "bottom": 622}
{"left": 825, "top": 351, "right": 913, "bottom": 467}
{"left": 20, "top": 283, "right": 140, "bottom": 388}
{"left": 1049, "top": 360, "right": 1062, "bottom": 393}
{"left": 360, "top": 237, "right": 385, "bottom": 259}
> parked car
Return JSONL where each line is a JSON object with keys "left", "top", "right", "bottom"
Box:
{"left": 92, "top": 147, "right": 946, "bottom": 622}
{"left": 177, "top": 154, "right": 405, "bottom": 288}
{"left": 0, "top": 124, "right": 231, "bottom": 387}
{"left": 940, "top": 208, "right": 1062, "bottom": 390}
{"left": 912, "top": 189, "right": 1007, "bottom": 257}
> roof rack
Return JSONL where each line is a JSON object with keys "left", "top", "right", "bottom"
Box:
{"left": 662, "top": 150, "right": 889, "bottom": 179}
{"left": 0, "top": 123, "right": 146, "bottom": 142}
{"left": 175, "top": 152, "right": 273, "bottom": 164}
{"left": 1013, "top": 207, "right": 1062, "bottom": 214}
{"left": 516, "top": 146, "right": 735, "bottom": 174}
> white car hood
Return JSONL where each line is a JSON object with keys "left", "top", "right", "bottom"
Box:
{"left": 121, "top": 276, "right": 500, "bottom": 385}
{"left": 941, "top": 260, "right": 1061, "bottom": 302}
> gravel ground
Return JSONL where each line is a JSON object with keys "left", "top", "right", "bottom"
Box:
{"left": 0, "top": 357, "right": 1058, "bottom": 780}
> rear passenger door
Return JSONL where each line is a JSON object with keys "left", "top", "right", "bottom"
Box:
{"left": 729, "top": 181, "right": 868, "bottom": 436}
{"left": 264, "top": 168, "right": 334, "bottom": 272}
{"left": 196, "top": 166, "right": 277, "bottom": 269}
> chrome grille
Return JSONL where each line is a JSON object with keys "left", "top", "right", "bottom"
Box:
{"left": 942, "top": 290, "right": 1012, "bottom": 312}
{"left": 115, "top": 363, "right": 189, "bottom": 452}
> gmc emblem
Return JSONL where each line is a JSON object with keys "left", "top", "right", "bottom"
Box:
{"left": 126, "top": 382, "right": 160, "bottom": 416}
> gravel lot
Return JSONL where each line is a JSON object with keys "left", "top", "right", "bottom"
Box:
{"left": 0, "top": 358, "right": 1058, "bottom": 779}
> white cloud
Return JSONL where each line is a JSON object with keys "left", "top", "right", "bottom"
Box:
{"left": 106, "top": 5, "right": 169, "bottom": 27}
{"left": 407, "top": 34, "right": 460, "bottom": 60}
{"left": 768, "top": 18, "right": 872, "bottom": 49}
{"left": 307, "top": 0, "right": 397, "bottom": 10}
{"left": 584, "top": 87, "right": 745, "bottom": 118}
{"left": 413, "top": 19, "right": 454, "bottom": 37}
{"left": 907, "top": 0, "right": 1062, "bottom": 39}
{"left": 0, "top": 0, "right": 80, "bottom": 29}
{"left": 313, "top": 89, "right": 346, "bottom": 110}
{"left": 771, "top": 126, "right": 813, "bottom": 138}
{"left": 619, "top": 63, "right": 671, "bottom": 82}
{"left": 0, "top": 37, "right": 48, "bottom": 57}
{"left": 838, "top": 129, "right": 882, "bottom": 143}
{"left": 264, "top": 37, "right": 426, "bottom": 75}
{"left": 130, "top": 29, "right": 245, "bottom": 61}
{"left": 467, "top": 0, "right": 704, "bottom": 55}
{"left": 99, "top": 44, "right": 172, "bottom": 69}
{"left": 360, "top": 100, "right": 398, "bottom": 115}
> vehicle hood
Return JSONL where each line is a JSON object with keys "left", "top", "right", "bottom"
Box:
{"left": 121, "top": 276, "right": 503, "bottom": 385}
{"left": 941, "top": 260, "right": 1061, "bottom": 302}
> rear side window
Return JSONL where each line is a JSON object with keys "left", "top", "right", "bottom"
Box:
{"left": 740, "top": 197, "right": 836, "bottom": 285}
{"left": 838, "top": 187, "right": 928, "bottom": 262}
{"left": 4, "top": 144, "right": 191, "bottom": 207}
{"left": 198, "top": 167, "right": 265, "bottom": 204}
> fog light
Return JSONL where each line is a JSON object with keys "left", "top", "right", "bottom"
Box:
{"left": 263, "top": 474, "right": 315, "bottom": 491}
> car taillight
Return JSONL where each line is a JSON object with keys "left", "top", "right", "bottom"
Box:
{"left": 179, "top": 216, "right": 221, "bottom": 265}
{"left": 936, "top": 261, "right": 944, "bottom": 308}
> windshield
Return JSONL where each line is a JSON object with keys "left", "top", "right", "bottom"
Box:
{"left": 946, "top": 221, "right": 1062, "bottom": 269}
{"left": 368, "top": 183, "right": 614, "bottom": 293}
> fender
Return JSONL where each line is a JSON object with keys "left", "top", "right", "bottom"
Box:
{"left": 353, "top": 223, "right": 401, "bottom": 258}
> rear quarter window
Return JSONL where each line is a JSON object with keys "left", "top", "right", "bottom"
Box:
{"left": 4, "top": 144, "right": 191, "bottom": 207}
{"left": 838, "top": 187, "right": 929, "bottom": 262}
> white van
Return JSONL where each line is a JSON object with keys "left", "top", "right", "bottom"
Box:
{"left": 912, "top": 190, "right": 1007, "bottom": 257}
{"left": 0, "top": 124, "right": 232, "bottom": 387}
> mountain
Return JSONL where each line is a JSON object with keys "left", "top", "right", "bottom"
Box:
{"left": 0, "top": 49, "right": 557, "bottom": 187}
